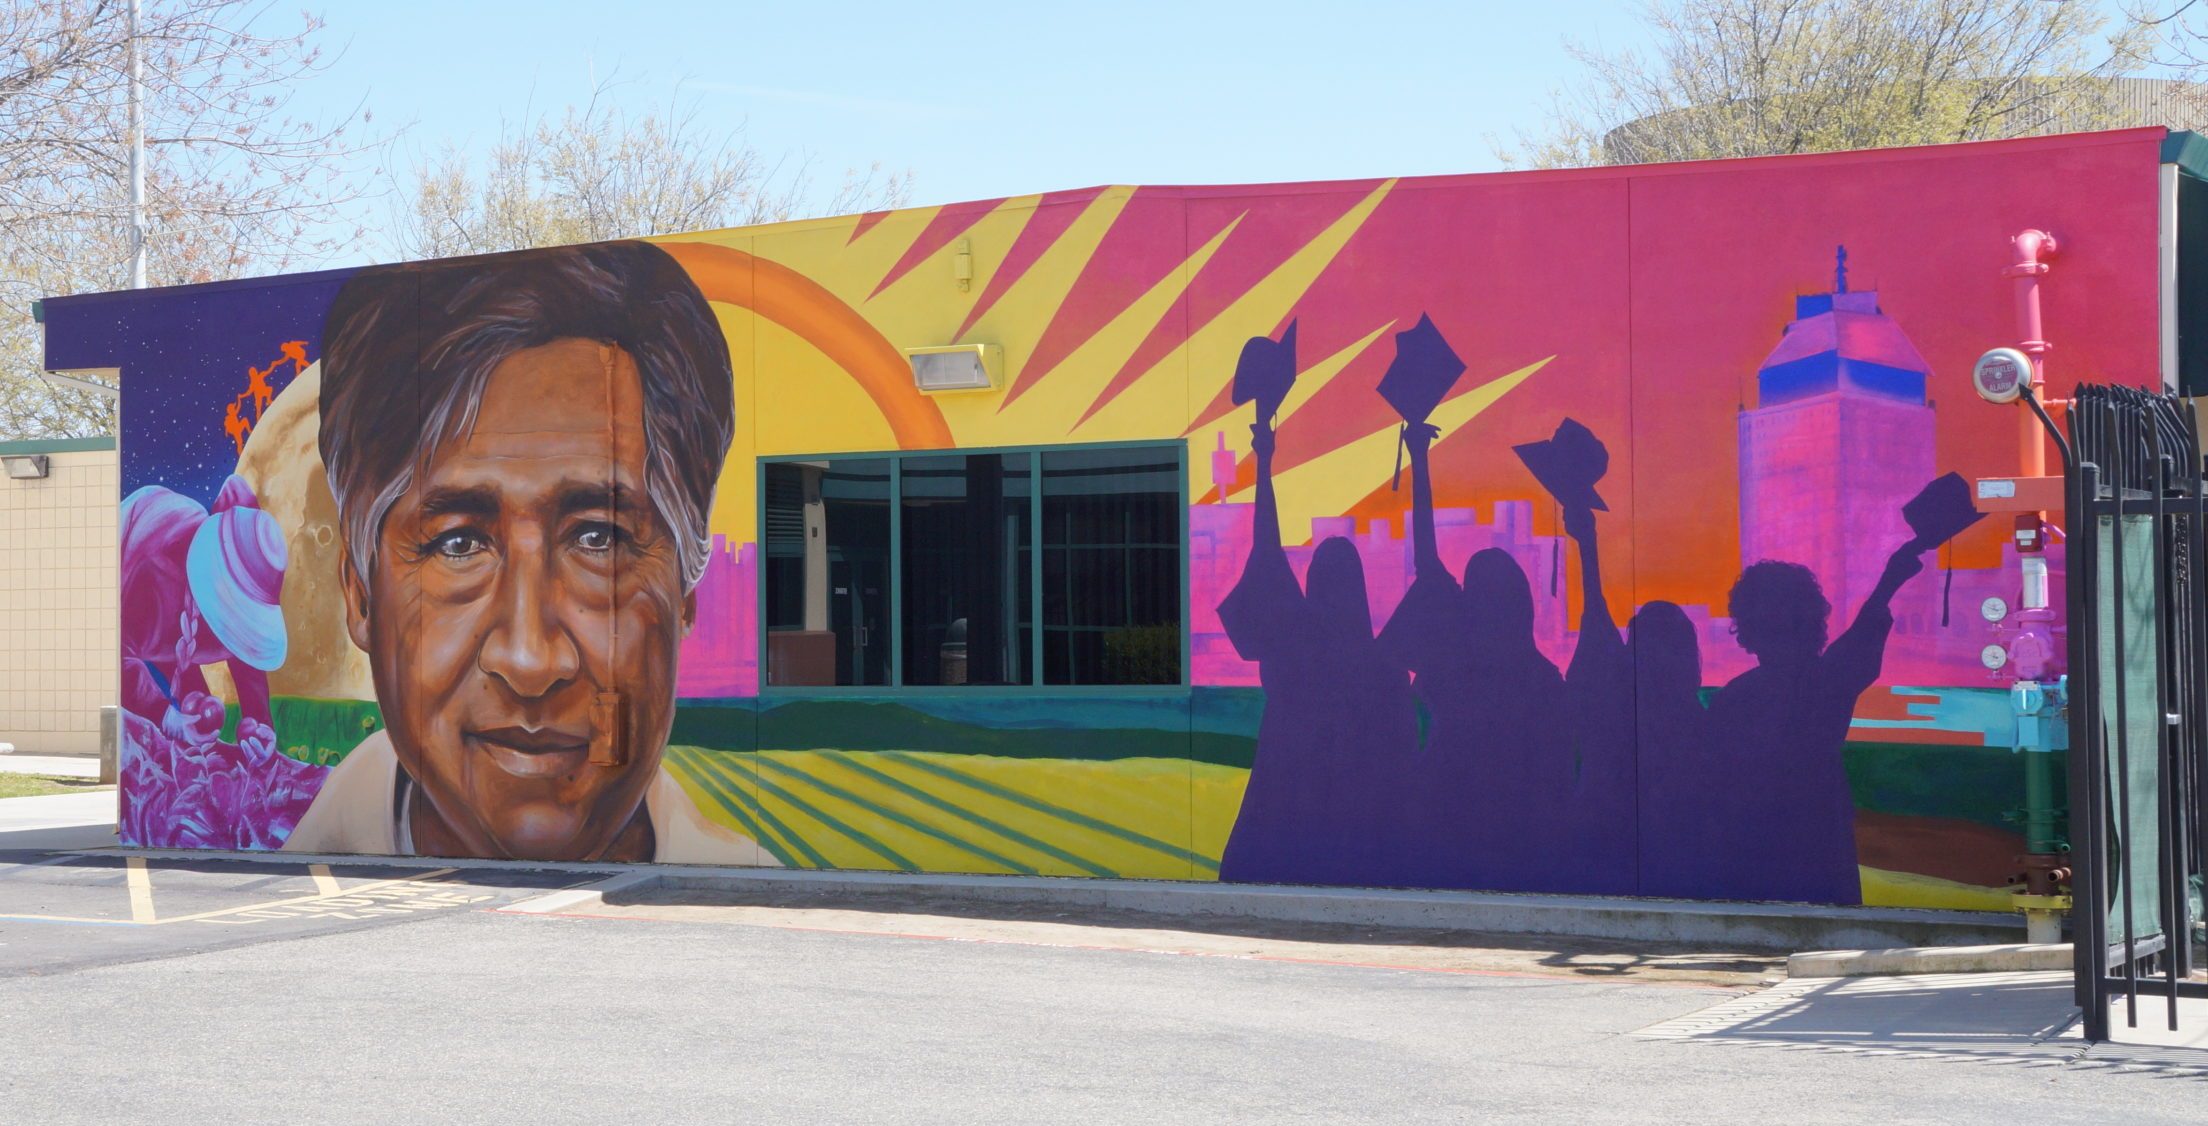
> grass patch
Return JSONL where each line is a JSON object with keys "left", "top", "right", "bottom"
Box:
{"left": 0, "top": 774, "right": 112, "bottom": 799}
{"left": 225, "top": 696, "right": 384, "bottom": 767}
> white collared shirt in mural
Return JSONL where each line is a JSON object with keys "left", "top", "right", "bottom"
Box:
{"left": 280, "top": 731, "right": 777, "bottom": 865}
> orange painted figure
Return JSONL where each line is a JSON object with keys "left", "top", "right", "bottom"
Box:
{"left": 245, "top": 364, "right": 275, "bottom": 420}
{"left": 223, "top": 399, "right": 252, "bottom": 453}
{"left": 279, "top": 340, "right": 308, "bottom": 374}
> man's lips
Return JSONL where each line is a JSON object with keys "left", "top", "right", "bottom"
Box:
{"left": 467, "top": 725, "right": 593, "bottom": 778}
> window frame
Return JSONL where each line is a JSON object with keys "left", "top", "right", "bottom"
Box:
{"left": 755, "top": 438, "right": 1190, "bottom": 697}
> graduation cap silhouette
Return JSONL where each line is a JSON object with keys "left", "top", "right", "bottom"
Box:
{"left": 1232, "top": 322, "right": 1299, "bottom": 423}
{"left": 1904, "top": 472, "right": 1989, "bottom": 628}
{"left": 1903, "top": 472, "right": 1986, "bottom": 548}
{"left": 1376, "top": 314, "right": 1466, "bottom": 425}
{"left": 1513, "top": 417, "right": 1610, "bottom": 512}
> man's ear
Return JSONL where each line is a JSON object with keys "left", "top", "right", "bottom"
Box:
{"left": 340, "top": 552, "right": 374, "bottom": 654}
{"left": 681, "top": 589, "right": 697, "bottom": 636}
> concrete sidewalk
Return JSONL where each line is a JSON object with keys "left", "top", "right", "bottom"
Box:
{"left": 0, "top": 790, "right": 116, "bottom": 851}
{"left": 1638, "top": 969, "right": 2208, "bottom": 1072}
{"left": 145, "top": 843, "right": 2028, "bottom": 952}
{"left": 0, "top": 754, "right": 99, "bottom": 779}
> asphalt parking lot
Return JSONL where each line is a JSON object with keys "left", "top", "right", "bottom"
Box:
{"left": 2, "top": 833, "right": 2203, "bottom": 1123}
{"left": 0, "top": 846, "right": 596, "bottom": 976}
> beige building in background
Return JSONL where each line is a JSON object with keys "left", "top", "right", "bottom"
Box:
{"left": 0, "top": 438, "right": 116, "bottom": 756}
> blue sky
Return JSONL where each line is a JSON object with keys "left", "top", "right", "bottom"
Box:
{"left": 288, "top": 0, "right": 1656, "bottom": 261}
{"left": 288, "top": 0, "right": 2147, "bottom": 266}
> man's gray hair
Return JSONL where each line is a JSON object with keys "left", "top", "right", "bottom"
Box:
{"left": 318, "top": 242, "right": 735, "bottom": 592}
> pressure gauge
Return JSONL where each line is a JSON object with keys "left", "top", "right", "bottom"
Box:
{"left": 1980, "top": 596, "right": 2009, "bottom": 623}
{"left": 1981, "top": 644, "right": 2009, "bottom": 670}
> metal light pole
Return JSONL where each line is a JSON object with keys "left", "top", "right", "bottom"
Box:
{"left": 127, "top": 0, "right": 146, "bottom": 289}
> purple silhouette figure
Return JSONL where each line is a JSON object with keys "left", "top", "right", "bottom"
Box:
{"left": 1219, "top": 328, "right": 1419, "bottom": 886}
{"left": 1689, "top": 473, "right": 1980, "bottom": 903}
{"left": 1549, "top": 490, "right": 1638, "bottom": 894}
{"left": 1377, "top": 428, "right": 1573, "bottom": 889}
{"left": 1626, "top": 600, "right": 1713, "bottom": 898}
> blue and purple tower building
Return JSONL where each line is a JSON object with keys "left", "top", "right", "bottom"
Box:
{"left": 1739, "top": 249, "right": 1938, "bottom": 630}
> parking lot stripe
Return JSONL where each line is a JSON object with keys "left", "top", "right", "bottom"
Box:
{"left": 126, "top": 856, "right": 156, "bottom": 923}
{"left": 310, "top": 863, "right": 342, "bottom": 897}
{"left": 151, "top": 868, "right": 461, "bottom": 925}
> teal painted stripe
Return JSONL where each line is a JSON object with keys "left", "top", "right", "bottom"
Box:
{"left": 686, "top": 751, "right": 823, "bottom": 869}
{"left": 753, "top": 755, "right": 1040, "bottom": 875}
{"left": 669, "top": 750, "right": 798, "bottom": 868}
{"left": 0, "top": 435, "right": 114, "bottom": 455}
{"left": 811, "top": 753, "right": 1117, "bottom": 878}
{"left": 750, "top": 764, "right": 921, "bottom": 872}
{"left": 876, "top": 751, "right": 1215, "bottom": 872}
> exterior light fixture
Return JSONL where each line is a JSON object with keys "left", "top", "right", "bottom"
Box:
{"left": 3, "top": 455, "right": 51, "bottom": 480}
{"left": 38, "top": 370, "right": 121, "bottom": 401}
{"left": 905, "top": 344, "right": 1001, "bottom": 393}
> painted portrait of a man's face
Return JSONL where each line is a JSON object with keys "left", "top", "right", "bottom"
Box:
{"left": 313, "top": 242, "right": 735, "bottom": 862}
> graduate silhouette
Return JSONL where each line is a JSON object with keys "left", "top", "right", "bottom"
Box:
{"left": 1218, "top": 324, "right": 1419, "bottom": 886}
{"left": 1682, "top": 474, "right": 1984, "bottom": 903}
{"left": 1372, "top": 319, "right": 1590, "bottom": 891}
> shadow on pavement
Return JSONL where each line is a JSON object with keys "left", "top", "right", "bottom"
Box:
{"left": 1639, "top": 970, "right": 2208, "bottom": 1077}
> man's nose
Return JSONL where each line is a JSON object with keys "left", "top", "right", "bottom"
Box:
{"left": 477, "top": 547, "right": 580, "bottom": 699}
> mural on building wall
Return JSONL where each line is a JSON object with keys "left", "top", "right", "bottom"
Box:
{"left": 57, "top": 129, "right": 2169, "bottom": 905}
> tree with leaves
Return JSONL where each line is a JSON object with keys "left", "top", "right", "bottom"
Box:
{"left": 1506, "top": 0, "right": 2135, "bottom": 168}
{"left": 389, "top": 80, "right": 913, "bottom": 260}
{"left": 1, "top": 0, "right": 366, "bottom": 439}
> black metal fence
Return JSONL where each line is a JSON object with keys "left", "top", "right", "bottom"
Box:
{"left": 2061, "top": 383, "right": 2208, "bottom": 1040}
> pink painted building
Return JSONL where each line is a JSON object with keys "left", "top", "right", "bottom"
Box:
{"left": 676, "top": 534, "right": 759, "bottom": 698}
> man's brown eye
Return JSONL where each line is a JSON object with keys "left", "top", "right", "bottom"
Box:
{"left": 431, "top": 532, "right": 488, "bottom": 559}
{"left": 575, "top": 524, "right": 618, "bottom": 552}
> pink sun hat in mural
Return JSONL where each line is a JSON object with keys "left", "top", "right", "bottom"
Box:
{"left": 186, "top": 475, "right": 288, "bottom": 672}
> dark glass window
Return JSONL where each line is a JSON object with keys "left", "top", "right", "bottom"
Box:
{"left": 1041, "top": 447, "right": 1182, "bottom": 686}
{"left": 761, "top": 444, "right": 1181, "bottom": 690}
{"left": 900, "top": 453, "right": 1032, "bottom": 686}
{"left": 762, "top": 458, "right": 891, "bottom": 686}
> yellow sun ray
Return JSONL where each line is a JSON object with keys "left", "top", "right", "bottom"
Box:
{"left": 1189, "top": 320, "right": 1397, "bottom": 490}
{"left": 961, "top": 187, "right": 1137, "bottom": 375}
{"left": 864, "top": 193, "right": 1044, "bottom": 311}
{"left": 985, "top": 212, "right": 1246, "bottom": 440}
{"left": 1264, "top": 355, "right": 1554, "bottom": 544}
{"left": 1071, "top": 178, "right": 1397, "bottom": 438}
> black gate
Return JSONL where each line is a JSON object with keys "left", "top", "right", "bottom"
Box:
{"left": 2061, "top": 382, "right": 2208, "bottom": 1040}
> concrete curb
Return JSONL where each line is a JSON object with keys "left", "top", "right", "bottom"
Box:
{"left": 107, "top": 845, "right": 2028, "bottom": 951}
{"left": 501, "top": 871, "right": 660, "bottom": 915}
{"left": 633, "top": 868, "right": 2026, "bottom": 951}
{"left": 1788, "top": 943, "right": 2072, "bottom": 978}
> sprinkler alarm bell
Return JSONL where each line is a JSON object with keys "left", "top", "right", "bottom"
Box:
{"left": 1971, "top": 347, "right": 2032, "bottom": 404}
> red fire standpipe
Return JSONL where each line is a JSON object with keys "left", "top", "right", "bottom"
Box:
{"left": 2002, "top": 229, "right": 2069, "bottom": 944}
{"left": 2007, "top": 229, "right": 2057, "bottom": 481}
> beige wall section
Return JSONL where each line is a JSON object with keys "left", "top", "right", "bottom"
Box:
{"left": 0, "top": 447, "right": 117, "bottom": 755}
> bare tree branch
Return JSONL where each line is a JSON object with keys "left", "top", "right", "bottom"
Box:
{"left": 1501, "top": 0, "right": 2139, "bottom": 169}
{"left": 2, "top": 0, "right": 371, "bottom": 440}
{"left": 386, "top": 73, "right": 914, "bottom": 259}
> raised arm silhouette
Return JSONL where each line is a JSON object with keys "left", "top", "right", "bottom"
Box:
{"left": 1218, "top": 326, "right": 1417, "bottom": 886}
{"left": 1524, "top": 419, "right": 1636, "bottom": 894}
{"left": 1696, "top": 473, "right": 1981, "bottom": 903}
